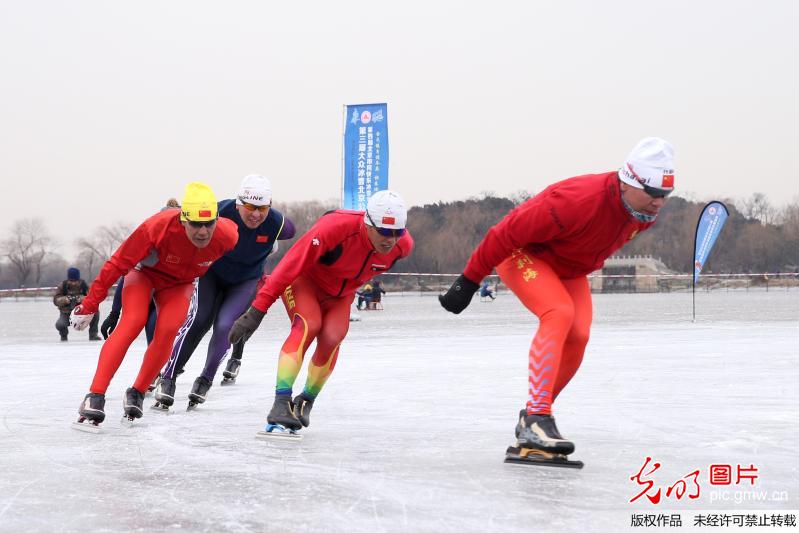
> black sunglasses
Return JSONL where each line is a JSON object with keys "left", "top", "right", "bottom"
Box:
{"left": 642, "top": 185, "right": 673, "bottom": 199}
{"left": 187, "top": 219, "right": 217, "bottom": 228}
{"left": 624, "top": 164, "right": 672, "bottom": 199}
{"left": 366, "top": 210, "right": 406, "bottom": 237}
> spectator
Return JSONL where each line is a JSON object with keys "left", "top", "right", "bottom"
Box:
{"left": 53, "top": 267, "right": 100, "bottom": 341}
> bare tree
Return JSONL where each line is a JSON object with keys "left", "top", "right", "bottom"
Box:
{"left": 74, "top": 222, "right": 132, "bottom": 280}
{"left": 268, "top": 199, "right": 337, "bottom": 265}
{"left": 738, "top": 193, "right": 775, "bottom": 225}
{"left": 0, "top": 218, "right": 56, "bottom": 287}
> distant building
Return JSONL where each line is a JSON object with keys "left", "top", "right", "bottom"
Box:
{"left": 592, "top": 255, "right": 674, "bottom": 293}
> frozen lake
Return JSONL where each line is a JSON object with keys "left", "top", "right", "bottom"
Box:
{"left": 0, "top": 290, "right": 797, "bottom": 532}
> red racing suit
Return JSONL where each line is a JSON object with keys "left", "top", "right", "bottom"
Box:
{"left": 252, "top": 210, "right": 413, "bottom": 399}
{"left": 83, "top": 209, "right": 238, "bottom": 395}
{"left": 251, "top": 210, "right": 414, "bottom": 312}
{"left": 464, "top": 172, "right": 654, "bottom": 283}
{"left": 82, "top": 208, "right": 239, "bottom": 313}
{"left": 462, "top": 172, "right": 657, "bottom": 416}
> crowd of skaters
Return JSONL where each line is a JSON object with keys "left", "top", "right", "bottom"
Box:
{"left": 69, "top": 136, "right": 676, "bottom": 457}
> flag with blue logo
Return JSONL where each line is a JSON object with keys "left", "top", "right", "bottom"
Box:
{"left": 342, "top": 103, "right": 389, "bottom": 210}
{"left": 693, "top": 201, "right": 730, "bottom": 283}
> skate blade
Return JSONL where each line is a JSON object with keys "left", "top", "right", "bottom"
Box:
{"left": 220, "top": 378, "right": 236, "bottom": 386}
{"left": 150, "top": 402, "right": 172, "bottom": 413}
{"left": 255, "top": 424, "right": 302, "bottom": 441}
{"left": 71, "top": 420, "right": 103, "bottom": 434}
{"left": 504, "top": 446, "right": 584, "bottom": 469}
{"left": 120, "top": 416, "right": 145, "bottom": 428}
{"left": 186, "top": 402, "right": 201, "bottom": 411}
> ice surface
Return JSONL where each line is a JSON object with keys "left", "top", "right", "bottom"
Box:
{"left": 0, "top": 290, "right": 797, "bottom": 532}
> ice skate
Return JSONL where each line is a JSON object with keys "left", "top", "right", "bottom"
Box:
{"left": 256, "top": 395, "right": 302, "bottom": 440}
{"left": 122, "top": 387, "right": 145, "bottom": 422}
{"left": 505, "top": 410, "right": 583, "bottom": 468}
{"left": 72, "top": 393, "right": 105, "bottom": 433}
{"left": 152, "top": 376, "right": 176, "bottom": 411}
{"left": 292, "top": 392, "right": 315, "bottom": 427}
{"left": 187, "top": 376, "right": 212, "bottom": 410}
{"left": 221, "top": 358, "right": 241, "bottom": 386}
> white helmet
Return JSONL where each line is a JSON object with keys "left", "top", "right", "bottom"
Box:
{"left": 364, "top": 190, "right": 407, "bottom": 230}
{"left": 236, "top": 174, "right": 272, "bottom": 206}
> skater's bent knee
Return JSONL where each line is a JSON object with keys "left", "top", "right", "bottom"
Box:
{"left": 539, "top": 304, "right": 575, "bottom": 328}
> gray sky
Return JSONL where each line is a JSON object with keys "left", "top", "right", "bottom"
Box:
{"left": 1, "top": 1, "right": 798, "bottom": 258}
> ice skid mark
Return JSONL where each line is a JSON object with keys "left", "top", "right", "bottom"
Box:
{"left": 700, "top": 434, "right": 769, "bottom": 453}
{"left": 0, "top": 475, "right": 46, "bottom": 521}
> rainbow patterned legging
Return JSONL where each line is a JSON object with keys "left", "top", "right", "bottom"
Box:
{"left": 274, "top": 275, "right": 352, "bottom": 398}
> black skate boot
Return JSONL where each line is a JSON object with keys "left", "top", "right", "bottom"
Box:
{"left": 123, "top": 387, "right": 145, "bottom": 421}
{"left": 504, "top": 409, "right": 583, "bottom": 469}
{"left": 187, "top": 376, "right": 212, "bottom": 409}
{"left": 221, "top": 358, "right": 241, "bottom": 385}
{"left": 78, "top": 393, "right": 106, "bottom": 423}
{"left": 73, "top": 392, "right": 106, "bottom": 433}
{"left": 292, "top": 392, "right": 315, "bottom": 427}
{"left": 60, "top": 333, "right": 68, "bottom": 342}
{"left": 266, "top": 395, "right": 302, "bottom": 431}
{"left": 514, "top": 410, "right": 575, "bottom": 455}
{"left": 153, "top": 376, "right": 176, "bottom": 410}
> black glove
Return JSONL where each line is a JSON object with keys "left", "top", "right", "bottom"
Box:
{"left": 439, "top": 274, "right": 480, "bottom": 314}
{"left": 100, "top": 310, "right": 120, "bottom": 339}
{"left": 228, "top": 307, "right": 266, "bottom": 344}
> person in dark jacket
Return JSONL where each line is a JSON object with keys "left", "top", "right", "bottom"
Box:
{"left": 53, "top": 267, "right": 100, "bottom": 341}
{"left": 154, "top": 175, "right": 296, "bottom": 410}
{"left": 479, "top": 280, "right": 496, "bottom": 300}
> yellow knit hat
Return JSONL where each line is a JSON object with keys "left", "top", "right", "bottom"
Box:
{"left": 180, "top": 182, "right": 218, "bottom": 222}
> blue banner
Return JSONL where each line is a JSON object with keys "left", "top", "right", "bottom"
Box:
{"left": 342, "top": 103, "right": 389, "bottom": 210}
{"left": 693, "top": 201, "right": 730, "bottom": 283}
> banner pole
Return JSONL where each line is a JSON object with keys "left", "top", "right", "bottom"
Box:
{"left": 692, "top": 205, "right": 700, "bottom": 323}
{"left": 340, "top": 104, "right": 346, "bottom": 209}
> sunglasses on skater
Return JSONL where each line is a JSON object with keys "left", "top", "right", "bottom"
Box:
{"left": 642, "top": 184, "right": 673, "bottom": 199}
{"left": 365, "top": 210, "right": 406, "bottom": 238}
{"left": 238, "top": 198, "right": 271, "bottom": 213}
{"left": 187, "top": 219, "right": 217, "bottom": 228}
{"left": 624, "top": 163, "right": 673, "bottom": 199}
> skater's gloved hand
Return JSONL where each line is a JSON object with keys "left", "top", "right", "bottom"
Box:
{"left": 100, "top": 310, "right": 120, "bottom": 339}
{"left": 228, "top": 307, "right": 266, "bottom": 344}
{"left": 438, "top": 274, "right": 480, "bottom": 314}
{"left": 70, "top": 305, "right": 96, "bottom": 331}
